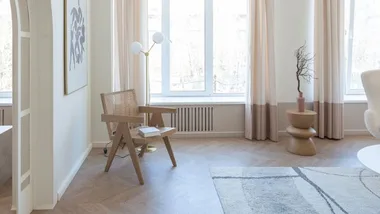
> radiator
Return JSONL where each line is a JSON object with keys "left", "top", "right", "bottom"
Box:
{"left": 170, "top": 106, "right": 214, "bottom": 132}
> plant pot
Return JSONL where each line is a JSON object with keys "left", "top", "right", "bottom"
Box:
{"left": 297, "top": 92, "right": 305, "bottom": 112}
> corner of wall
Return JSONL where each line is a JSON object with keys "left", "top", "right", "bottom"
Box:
{"left": 90, "top": 0, "right": 113, "bottom": 143}
{"left": 30, "top": 0, "right": 56, "bottom": 208}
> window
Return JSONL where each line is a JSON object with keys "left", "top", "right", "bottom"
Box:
{"left": 345, "top": 0, "right": 380, "bottom": 95}
{"left": 0, "top": 0, "right": 12, "bottom": 98}
{"left": 148, "top": 0, "right": 248, "bottom": 97}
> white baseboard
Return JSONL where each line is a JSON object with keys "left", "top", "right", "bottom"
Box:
{"left": 33, "top": 204, "right": 56, "bottom": 210}
{"left": 56, "top": 143, "right": 92, "bottom": 201}
{"left": 344, "top": 129, "right": 370, "bottom": 136}
{"left": 279, "top": 129, "right": 370, "bottom": 137}
{"left": 93, "top": 129, "right": 370, "bottom": 148}
{"left": 172, "top": 131, "right": 244, "bottom": 138}
{"left": 12, "top": 204, "right": 56, "bottom": 211}
{"left": 92, "top": 132, "right": 244, "bottom": 148}
{"left": 92, "top": 141, "right": 111, "bottom": 148}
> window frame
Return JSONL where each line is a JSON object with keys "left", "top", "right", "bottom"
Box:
{"left": 345, "top": 0, "right": 364, "bottom": 95}
{"left": 0, "top": 92, "right": 12, "bottom": 98}
{"left": 153, "top": 0, "right": 246, "bottom": 97}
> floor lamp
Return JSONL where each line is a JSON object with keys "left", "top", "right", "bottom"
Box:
{"left": 131, "top": 32, "right": 165, "bottom": 152}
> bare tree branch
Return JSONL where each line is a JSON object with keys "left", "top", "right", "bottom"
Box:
{"left": 294, "top": 41, "right": 316, "bottom": 94}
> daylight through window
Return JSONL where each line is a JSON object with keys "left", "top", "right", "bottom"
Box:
{"left": 148, "top": 0, "right": 248, "bottom": 96}
{"left": 345, "top": 0, "right": 380, "bottom": 95}
{"left": 0, "top": 0, "right": 12, "bottom": 97}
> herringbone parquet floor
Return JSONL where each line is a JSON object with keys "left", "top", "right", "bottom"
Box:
{"left": 0, "top": 136, "right": 378, "bottom": 214}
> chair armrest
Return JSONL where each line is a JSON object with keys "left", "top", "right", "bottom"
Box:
{"left": 101, "top": 114, "right": 144, "bottom": 124}
{"left": 138, "top": 106, "right": 177, "bottom": 114}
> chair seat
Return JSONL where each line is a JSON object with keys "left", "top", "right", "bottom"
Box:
{"left": 111, "top": 127, "right": 177, "bottom": 145}
{"left": 131, "top": 127, "right": 177, "bottom": 144}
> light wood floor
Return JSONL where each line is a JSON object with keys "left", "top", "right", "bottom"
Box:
{"left": 0, "top": 136, "right": 378, "bottom": 214}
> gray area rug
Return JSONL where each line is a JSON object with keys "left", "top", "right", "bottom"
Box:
{"left": 210, "top": 167, "right": 380, "bottom": 214}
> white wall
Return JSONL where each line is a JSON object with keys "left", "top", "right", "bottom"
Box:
{"left": 23, "top": 0, "right": 92, "bottom": 209}
{"left": 275, "top": 0, "right": 314, "bottom": 102}
{"left": 29, "top": 0, "right": 55, "bottom": 208}
{"left": 90, "top": 0, "right": 113, "bottom": 143}
{"left": 50, "top": 0, "right": 92, "bottom": 202}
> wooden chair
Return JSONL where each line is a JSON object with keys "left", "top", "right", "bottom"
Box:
{"left": 100, "top": 89, "right": 177, "bottom": 185}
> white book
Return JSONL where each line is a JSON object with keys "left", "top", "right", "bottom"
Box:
{"left": 138, "top": 126, "right": 161, "bottom": 138}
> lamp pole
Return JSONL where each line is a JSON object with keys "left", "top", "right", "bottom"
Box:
{"left": 144, "top": 51, "right": 150, "bottom": 126}
{"left": 145, "top": 52, "right": 150, "bottom": 106}
{"left": 131, "top": 32, "right": 165, "bottom": 153}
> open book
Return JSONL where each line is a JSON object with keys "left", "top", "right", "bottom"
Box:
{"left": 138, "top": 126, "right": 161, "bottom": 138}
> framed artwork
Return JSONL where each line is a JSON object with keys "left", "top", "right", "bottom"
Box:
{"left": 64, "top": 0, "right": 87, "bottom": 95}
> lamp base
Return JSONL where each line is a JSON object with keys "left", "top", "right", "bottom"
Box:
{"left": 146, "top": 144, "right": 157, "bottom": 152}
{"left": 137, "top": 144, "right": 157, "bottom": 153}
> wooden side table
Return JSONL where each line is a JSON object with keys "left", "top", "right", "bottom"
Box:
{"left": 286, "top": 110, "right": 317, "bottom": 156}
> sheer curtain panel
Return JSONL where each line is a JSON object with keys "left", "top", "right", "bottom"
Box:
{"left": 113, "top": 0, "right": 148, "bottom": 105}
{"left": 245, "top": 0, "right": 278, "bottom": 141}
{"left": 314, "top": 0, "right": 345, "bottom": 139}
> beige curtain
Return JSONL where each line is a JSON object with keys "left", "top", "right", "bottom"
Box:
{"left": 245, "top": 0, "right": 278, "bottom": 141}
{"left": 314, "top": 0, "right": 345, "bottom": 139}
{"left": 113, "top": 0, "right": 148, "bottom": 105}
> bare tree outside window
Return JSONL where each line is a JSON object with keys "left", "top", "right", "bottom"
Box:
{"left": 148, "top": 0, "right": 162, "bottom": 94}
{"left": 170, "top": 0, "right": 205, "bottom": 92}
{"left": 0, "top": 0, "right": 12, "bottom": 93}
{"left": 213, "top": 0, "right": 247, "bottom": 94}
{"left": 148, "top": 0, "right": 248, "bottom": 96}
{"left": 346, "top": 0, "right": 380, "bottom": 93}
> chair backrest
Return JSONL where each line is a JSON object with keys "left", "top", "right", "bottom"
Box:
{"left": 361, "top": 69, "right": 380, "bottom": 138}
{"left": 100, "top": 89, "right": 141, "bottom": 140}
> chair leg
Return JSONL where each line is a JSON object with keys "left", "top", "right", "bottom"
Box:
{"left": 163, "top": 136, "right": 177, "bottom": 167}
{"left": 105, "top": 124, "right": 124, "bottom": 172}
{"left": 138, "top": 144, "right": 148, "bottom": 158}
{"left": 125, "top": 138, "right": 145, "bottom": 185}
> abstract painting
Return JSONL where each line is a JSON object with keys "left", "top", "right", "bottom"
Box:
{"left": 64, "top": 0, "right": 87, "bottom": 95}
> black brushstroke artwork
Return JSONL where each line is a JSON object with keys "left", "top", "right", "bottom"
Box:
{"left": 69, "top": 0, "right": 86, "bottom": 71}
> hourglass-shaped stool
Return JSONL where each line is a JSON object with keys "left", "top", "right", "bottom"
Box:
{"left": 286, "top": 109, "right": 317, "bottom": 156}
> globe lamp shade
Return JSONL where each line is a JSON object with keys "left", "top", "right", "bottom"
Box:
{"left": 131, "top": 41, "right": 143, "bottom": 54}
{"left": 152, "top": 32, "right": 164, "bottom": 44}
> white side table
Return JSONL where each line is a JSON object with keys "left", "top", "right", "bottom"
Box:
{"left": 357, "top": 145, "right": 380, "bottom": 174}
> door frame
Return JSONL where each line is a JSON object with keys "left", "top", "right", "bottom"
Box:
{"left": 10, "top": 0, "right": 33, "bottom": 213}
{"left": 10, "top": 0, "right": 56, "bottom": 212}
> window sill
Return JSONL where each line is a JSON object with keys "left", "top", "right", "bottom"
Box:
{"left": 344, "top": 94, "right": 367, "bottom": 104}
{"left": 150, "top": 96, "right": 245, "bottom": 105}
{"left": 0, "top": 98, "right": 12, "bottom": 106}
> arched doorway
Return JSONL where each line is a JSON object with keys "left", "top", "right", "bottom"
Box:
{"left": 9, "top": 0, "right": 56, "bottom": 212}
{"left": 10, "top": 0, "right": 33, "bottom": 213}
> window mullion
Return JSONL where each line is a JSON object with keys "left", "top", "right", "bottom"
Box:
{"left": 162, "top": 0, "right": 170, "bottom": 96}
{"left": 204, "top": 0, "right": 213, "bottom": 96}
{"left": 346, "top": 0, "right": 355, "bottom": 94}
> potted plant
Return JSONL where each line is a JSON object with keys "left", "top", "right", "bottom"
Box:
{"left": 294, "top": 42, "right": 315, "bottom": 112}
